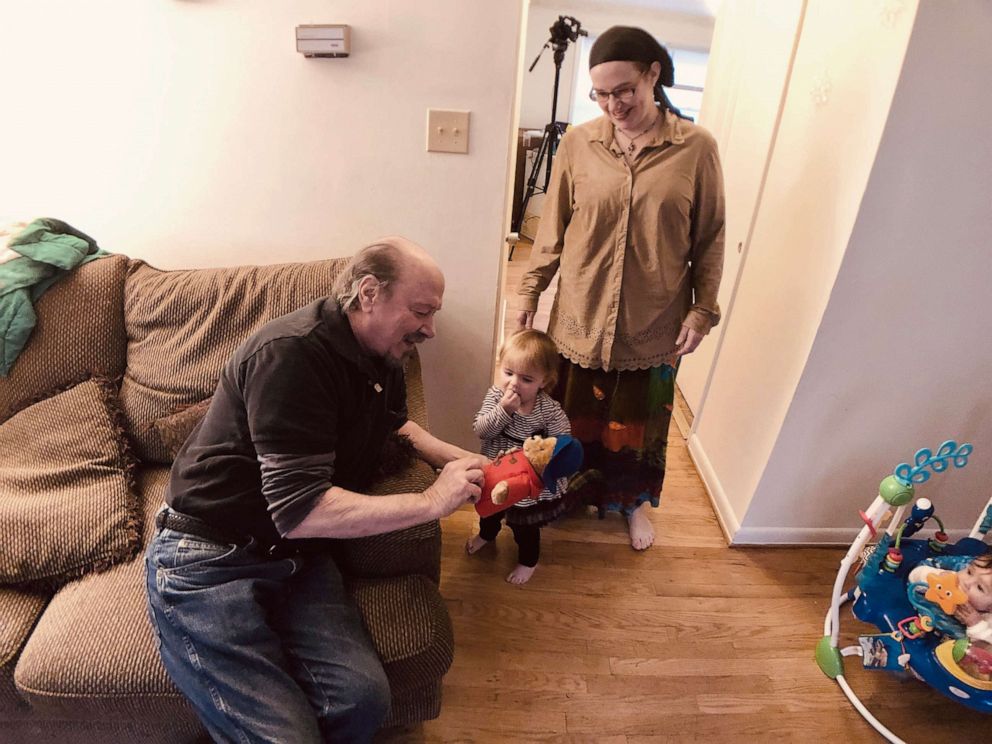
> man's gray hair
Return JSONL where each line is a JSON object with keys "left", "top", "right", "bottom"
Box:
{"left": 333, "top": 241, "right": 405, "bottom": 312}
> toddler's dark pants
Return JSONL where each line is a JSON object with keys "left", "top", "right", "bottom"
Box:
{"left": 478, "top": 512, "right": 540, "bottom": 567}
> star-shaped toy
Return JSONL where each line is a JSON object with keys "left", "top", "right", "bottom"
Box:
{"left": 924, "top": 571, "right": 968, "bottom": 614}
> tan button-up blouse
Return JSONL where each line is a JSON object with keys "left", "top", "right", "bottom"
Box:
{"left": 517, "top": 110, "right": 725, "bottom": 371}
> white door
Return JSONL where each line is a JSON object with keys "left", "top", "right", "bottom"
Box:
{"left": 677, "top": 0, "right": 806, "bottom": 421}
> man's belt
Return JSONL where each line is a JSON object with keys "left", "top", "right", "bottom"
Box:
{"left": 156, "top": 508, "right": 245, "bottom": 544}
{"left": 155, "top": 508, "right": 297, "bottom": 558}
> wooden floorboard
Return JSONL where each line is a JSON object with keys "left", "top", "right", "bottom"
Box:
{"left": 375, "top": 250, "right": 990, "bottom": 742}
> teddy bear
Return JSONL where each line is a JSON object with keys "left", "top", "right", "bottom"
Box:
{"left": 474, "top": 434, "right": 583, "bottom": 518}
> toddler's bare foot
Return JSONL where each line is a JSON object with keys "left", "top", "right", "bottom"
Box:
{"left": 465, "top": 534, "right": 491, "bottom": 555}
{"left": 506, "top": 564, "right": 536, "bottom": 584}
{"left": 626, "top": 502, "right": 655, "bottom": 550}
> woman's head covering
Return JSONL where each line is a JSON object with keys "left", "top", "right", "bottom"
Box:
{"left": 589, "top": 26, "right": 674, "bottom": 87}
{"left": 588, "top": 25, "right": 689, "bottom": 120}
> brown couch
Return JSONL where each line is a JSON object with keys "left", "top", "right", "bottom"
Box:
{"left": 0, "top": 254, "right": 454, "bottom": 742}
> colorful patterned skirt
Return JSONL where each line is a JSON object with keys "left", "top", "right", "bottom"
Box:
{"left": 552, "top": 357, "right": 679, "bottom": 517}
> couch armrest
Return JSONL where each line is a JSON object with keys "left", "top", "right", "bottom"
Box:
{"left": 349, "top": 574, "right": 453, "bottom": 697}
{"left": 333, "top": 520, "right": 442, "bottom": 586}
{"left": 329, "top": 457, "right": 442, "bottom": 584}
{"left": 403, "top": 350, "right": 429, "bottom": 432}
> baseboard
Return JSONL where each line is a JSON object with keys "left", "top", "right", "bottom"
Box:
{"left": 686, "top": 433, "right": 740, "bottom": 543}
{"left": 730, "top": 526, "right": 859, "bottom": 546}
{"left": 731, "top": 526, "right": 977, "bottom": 547}
{"left": 685, "top": 434, "right": 977, "bottom": 547}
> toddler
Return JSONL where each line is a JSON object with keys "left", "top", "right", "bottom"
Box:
{"left": 910, "top": 549, "right": 992, "bottom": 643}
{"left": 466, "top": 330, "right": 570, "bottom": 584}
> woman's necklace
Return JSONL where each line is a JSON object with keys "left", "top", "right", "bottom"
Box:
{"left": 615, "top": 113, "right": 660, "bottom": 155}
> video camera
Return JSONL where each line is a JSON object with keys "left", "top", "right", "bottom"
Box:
{"left": 548, "top": 15, "right": 587, "bottom": 49}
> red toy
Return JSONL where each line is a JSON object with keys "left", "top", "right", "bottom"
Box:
{"left": 474, "top": 434, "right": 583, "bottom": 518}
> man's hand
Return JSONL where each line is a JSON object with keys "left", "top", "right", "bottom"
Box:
{"left": 675, "top": 325, "right": 704, "bottom": 355}
{"left": 516, "top": 310, "right": 535, "bottom": 330}
{"left": 955, "top": 602, "right": 981, "bottom": 627}
{"left": 423, "top": 456, "right": 485, "bottom": 518}
{"left": 499, "top": 387, "right": 522, "bottom": 414}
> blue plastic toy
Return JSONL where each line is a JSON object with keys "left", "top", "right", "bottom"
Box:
{"left": 816, "top": 440, "right": 992, "bottom": 743}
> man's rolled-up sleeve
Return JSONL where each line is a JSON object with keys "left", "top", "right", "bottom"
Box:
{"left": 241, "top": 339, "right": 338, "bottom": 537}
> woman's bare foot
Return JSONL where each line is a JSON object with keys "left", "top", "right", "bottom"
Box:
{"left": 626, "top": 502, "right": 655, "bottom": 550}
{"left": 465, "top": 534, "right": 491, "bottom": 555}
{"left": 506, "top": 564, "right": 536, "bottom": 584}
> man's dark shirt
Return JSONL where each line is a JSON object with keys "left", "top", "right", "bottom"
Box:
{"left": 167, "top": 299, "right": 408, "bottom": 546}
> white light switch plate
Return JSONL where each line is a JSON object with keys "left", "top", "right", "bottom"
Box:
{"left": 427, "top": 109, "right": 470, "bottom": 154}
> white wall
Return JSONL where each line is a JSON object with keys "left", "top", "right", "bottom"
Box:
{"left": 687, "top": 0, "right": 920, "bottom": 538}
{"left": 0, "top": 0, "right": 524, "bottom": 448}
{"left": 738, "top": 0, "right": 992, "bottom": 542}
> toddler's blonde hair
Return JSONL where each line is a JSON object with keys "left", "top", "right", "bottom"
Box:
{"left": 497, "top": 329, "right": 560, "bottom": 391}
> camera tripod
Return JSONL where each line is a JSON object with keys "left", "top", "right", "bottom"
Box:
{"left": 508, "top": 16, "right": 585, "bottom": 259}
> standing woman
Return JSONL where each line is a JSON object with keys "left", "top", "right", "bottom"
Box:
{"left": 516, "top": 26, "right": 725, "bottom": 550}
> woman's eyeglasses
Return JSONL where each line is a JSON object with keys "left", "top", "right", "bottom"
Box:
{"left": 588, "top": 85, "right": 638, "bottom": 104}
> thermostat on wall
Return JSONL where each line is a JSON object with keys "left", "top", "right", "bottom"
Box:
{"left": 296, "top": 25, "right": 350, "bottom": 58}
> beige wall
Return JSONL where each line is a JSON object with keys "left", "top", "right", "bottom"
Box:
{"left": 0, "top": 0, "right": 524, "bottom": 448}
{"left": 691, "top": 0, "right": 992, "bottom": 543}
{"left": 686, "top": 0, "right": 921, "bottom": 539}
{"left": 738, "top": 0, "right": 992, "bottom": 542}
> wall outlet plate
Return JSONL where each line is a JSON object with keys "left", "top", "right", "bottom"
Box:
{"left": 427, "top": 109, "right": 470, "bottom": 154}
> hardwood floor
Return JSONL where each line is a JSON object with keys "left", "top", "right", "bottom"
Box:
{"left": 378, "top": 248, "right": 990, "bottom": 742}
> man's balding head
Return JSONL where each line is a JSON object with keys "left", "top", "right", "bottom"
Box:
{"left": 334, "top": 237, "right": 443, "bottom": 312}
{"left": 336, "top": 237, "right": 445, "bottom": 366}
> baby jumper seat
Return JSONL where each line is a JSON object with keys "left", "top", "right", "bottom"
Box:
{"left": 816, "top": 441, "right": 992, "bottom": 742}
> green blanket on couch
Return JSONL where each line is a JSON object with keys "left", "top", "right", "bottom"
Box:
{"left": 0, "top": 218, "right": 109, "bottom": 376}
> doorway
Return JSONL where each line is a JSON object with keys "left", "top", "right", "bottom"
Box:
{"left": 496, "top": 0, "right": 721, "bottom": 411}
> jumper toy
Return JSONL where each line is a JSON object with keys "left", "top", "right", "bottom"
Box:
{"left": 815, "top": 440, "right": 992, "bottom": 743}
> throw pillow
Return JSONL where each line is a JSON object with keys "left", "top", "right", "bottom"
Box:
{"left": 0, "top": 377, "right": 141, "bottom": 587}
{"left": 152, "top": 396, "right": 212, "bottom": 459}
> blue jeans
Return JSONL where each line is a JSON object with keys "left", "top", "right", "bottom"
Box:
{"left": 145, "top": 518, "right": 390, "bottom": 743}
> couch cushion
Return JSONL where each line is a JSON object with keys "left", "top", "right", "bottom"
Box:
{"left": 13, "top": 553, "right": 198, "bottom": 723}
{"left": 15, "top": 466, "right": 449, "bottom": 726}
{"left": 0, "top": 586, "right": 50, "bottom": 719}
{"left": 120, "top": 258, "right": 349, "bottom": 463}
{"left": 0, "top": 587, "right": 49, "bottom": 668}
{"left": 0, "top": 254, "right": 127, "bottom": 422}
{"left": 0, "top": 378, "right": 141, "bottom": 586}
{"left": 152, "top": 397, "right": 212, "bottom": 460}
{"left": 12, "top": 467, "right": 202, "bottom": 725}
